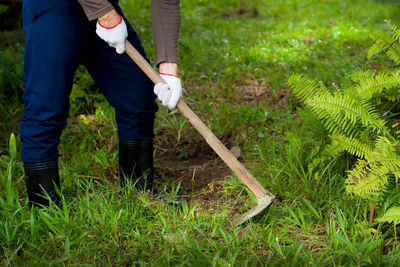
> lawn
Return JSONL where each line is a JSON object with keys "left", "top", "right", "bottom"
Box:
{"left": 2, "top": 0, "right": 400, "bottom": 265}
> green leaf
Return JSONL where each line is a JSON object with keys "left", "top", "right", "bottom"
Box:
{"left": 377, "top": 207, "right": 400, "bottom": 225}
{"left": 9, "top": 133, "right": 16, "bottom": 160}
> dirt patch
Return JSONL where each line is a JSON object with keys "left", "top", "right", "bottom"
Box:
{"left": 234, "top": 82, "right": 292, "bottom": 110}
{"left": 219, "top": 7, "right": 260, "bottom": 18}
{"left": 155, "top": 132, "right": 234, "bottom": 161}
{"left": 153, "top": 133, "right": 235, "bottom": 207}
{"left": 192, "top": 79, "right": 292, "bottom": 110}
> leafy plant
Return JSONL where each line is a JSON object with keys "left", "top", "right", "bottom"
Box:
{"left": 0, "top": 48, "right": 24, "bottom": 103}
{"left": 288, "top": 21, "right": 400, "bottom": 223}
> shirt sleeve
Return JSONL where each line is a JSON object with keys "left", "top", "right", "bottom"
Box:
{"left": 77, "top": 0, "right": 114, "bottom": 21}
{"left": 151, "top": 0, "right": 181, "bottom": 66}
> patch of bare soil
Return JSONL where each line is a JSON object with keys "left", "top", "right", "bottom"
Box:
{"left": 219, "top": 7, "right": 260, "bottom": 18}
{"left": 153, "top": 133, "right": 235, "bottom": 208}
{"left": 234, "top": 82, "right": 292, "bottom": 110}
{"left": 192, "top": 79, "right": 292, "bottom": 110}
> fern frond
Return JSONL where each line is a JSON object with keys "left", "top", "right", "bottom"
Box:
{"left": 369, "top": 21, "right": 400, "bottom": 64}
{"left": 349, "top": 69, "right": 376, "bottom": 83}
{"left": 386, "top": 86, "right": 400, "bottom": 101}
{"left": 374, "top": 136, "right": 397, "bottom": 154}
{"left": 308, "top": 142, "right": 345, "bottom": 172}
{"left": 330, "top": 134, "right": 374, "bottom": 158}
{"left": 393, "top": 171, "right": 400, "bottom": 180}
{"left": 386, "top": 20, "right": 400, "bottom": 42}
{"left": 367, "top": 136, "right": 400, "bottom": 175}
{"left": 346, "top": 160, "right": 389, "bottom": 198}
{"left": 386, "top": 42, "right": 400, "bottom": 65}
{"left": 325, "top": 142, "right": 346, "bottom": 157}
{"left": 377, "top": 206, "right": 400, "bottom": 225}
{"left": 368, "top": 31, "right": 396, "bottom": 59}
{"left": 288, "top": 74, "right": 329, "bottom": 102}
{"left": 306, "top": 92, "right": 387, "bottom": 134}
{"left": 316, "top": 108, "right": 360, "bottom": 137}
{"left": 355, "top": 72, "right": 400, "bottom": 100}
{"left": 371, "top": 165, "right": 391, "bottom": 177}
{"left": 368, "top": 154, "right": 400, "bottom": 174}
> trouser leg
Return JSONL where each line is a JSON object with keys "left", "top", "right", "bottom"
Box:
{"left": 82, "top": 3, "right": 157, "bottom": 189}
{"left": 20, "top": 0, "right": 89, "bottom": 205}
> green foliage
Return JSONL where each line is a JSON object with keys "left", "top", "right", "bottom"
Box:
{"left": 289, "top": 74, "right": 389, "bottom": 139}
{"left": 378, "top": 207, "right": 400, "bottom": 225}
{"left": 351, "top": 70, "right": 400, "bottom": 101}
{"left": 0, "top": 48, "right": 24, "bottom": 102}
{"left": 346, "top": 159, "right": 389, "bottom": 198}
{"left": 8, "top": 133, "right": 16, "bottom": 160}
{"left": 369, "top": 21, "right": 400, "bottom": 65}
{"left": 289, "top": 22, "right": 400, "bottom": 224}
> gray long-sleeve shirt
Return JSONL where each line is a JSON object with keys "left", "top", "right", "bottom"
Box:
{"left": 77, "top": 0, "right": 180, "bottom": 65}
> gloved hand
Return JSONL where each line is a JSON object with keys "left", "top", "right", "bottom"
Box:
{"left": 154, "top": 73, "right": 182, "bottom": 109}
{"left": 96, "top": 15, "right": 128, "bottom": 54}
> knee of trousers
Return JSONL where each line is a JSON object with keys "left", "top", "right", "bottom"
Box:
{"left": 116, "top": 110, "right": 156, "bottom": 142}
{"left": 20, "top": 115, "right": 67, "bottom": 164}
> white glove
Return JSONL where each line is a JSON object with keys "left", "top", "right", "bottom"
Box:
{"left": 96, "top": 16, "right": 128, "bottom": 54}
{"left": 154, "top": 73, "right": 182, "bottom": 110}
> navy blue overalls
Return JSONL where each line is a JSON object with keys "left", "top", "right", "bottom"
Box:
{"left": 20, "top": 0, "right": 157, "bottom": 164}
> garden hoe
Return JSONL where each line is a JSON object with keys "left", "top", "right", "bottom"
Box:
{"left": 124, "top": 40, "right": 275, "bottom": 227}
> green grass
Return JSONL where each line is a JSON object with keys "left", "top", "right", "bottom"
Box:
{"left": 2, "top": 0, "right": 400, "bottom": 265}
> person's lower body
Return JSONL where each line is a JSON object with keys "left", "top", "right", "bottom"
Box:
{"left": 20, "top": 0, "right": 159, "bottom": 207}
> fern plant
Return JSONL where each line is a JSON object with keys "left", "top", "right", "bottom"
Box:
{"left": 288, "top": 20, "right": 400, "bottom": 224}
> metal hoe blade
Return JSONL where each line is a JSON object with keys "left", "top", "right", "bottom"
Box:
{"left": 232, "top": 193, "right": 275, "bottom": 227}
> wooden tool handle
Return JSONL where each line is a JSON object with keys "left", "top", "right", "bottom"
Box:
{"left": 125, "top": 40, "right": 267, "bottom": 199}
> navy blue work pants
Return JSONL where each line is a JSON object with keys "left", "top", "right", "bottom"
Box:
{"left": 20, "top": 0, "right": 157, "bottom": 163}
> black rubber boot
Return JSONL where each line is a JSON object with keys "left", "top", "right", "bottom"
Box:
{"left": 119, "top": 139, "right": 154, "bottom": 191}
{"left": 119, "top": 139, "right": 182, "bottom": 208}
{"left": 24, "top": 161, "right": 61, "bottom": 208}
